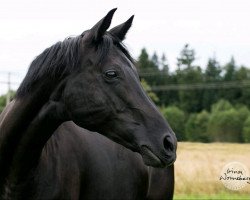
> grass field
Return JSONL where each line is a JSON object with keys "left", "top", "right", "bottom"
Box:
{"left": 174, "top": 142, "right": 250, "bottom": 199}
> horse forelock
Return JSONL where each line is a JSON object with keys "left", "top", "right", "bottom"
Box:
{"left": 96, "top": 33, "right": 134, "bottom": 65}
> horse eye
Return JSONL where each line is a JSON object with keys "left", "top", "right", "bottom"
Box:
{"left": 105, "top": 70, "right": 118, "bottom": 79}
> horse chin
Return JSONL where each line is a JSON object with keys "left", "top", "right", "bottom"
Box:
{"left": 140, "top": 146, "right": 170, "bottom": 168}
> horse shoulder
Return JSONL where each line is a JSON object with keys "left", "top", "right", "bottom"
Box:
{"left": 36, "top": 122, "right": 149, "bottom": 199}
{"left": 34, "top": 122, "right": 88, "bottom": 199}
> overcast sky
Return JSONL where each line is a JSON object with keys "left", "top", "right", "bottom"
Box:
{"left": 0, "top": 0, "right": 250, "bottom": 94}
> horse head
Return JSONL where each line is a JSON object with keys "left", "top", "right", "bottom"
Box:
{"left": 17, "top": 9, "right": 177, "bottom": 168}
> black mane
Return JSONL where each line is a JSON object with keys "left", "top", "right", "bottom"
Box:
{"left": 16, "top": 36, "right": 82, "bottom": 97}
{"left": 16, "top": 33, "right": 134, "bottom": 98}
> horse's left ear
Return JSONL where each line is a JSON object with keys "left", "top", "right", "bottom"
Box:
{"left": 90, "top": 8, "right": 117, "bottom": 42}
{"left": 109, "top": 15, "right": 134, "bottom": 41}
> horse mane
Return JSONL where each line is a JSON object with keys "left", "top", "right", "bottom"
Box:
{"left": 16, "top": 33, "right": 134, "bottom": 98}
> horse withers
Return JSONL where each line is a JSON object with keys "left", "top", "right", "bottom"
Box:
{"left": 0, "top": 8, "right": 177, "bottom": 199}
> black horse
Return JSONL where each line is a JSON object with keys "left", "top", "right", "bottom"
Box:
{"left": 0, "top": 9, "right": 177, "bottom": 199}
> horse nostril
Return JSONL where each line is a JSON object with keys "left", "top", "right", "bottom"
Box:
{"left": 163, "top": 135, "right": 174, "bottom": 152}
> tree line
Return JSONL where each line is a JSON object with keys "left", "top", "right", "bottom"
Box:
{"left": 1, "top": 44, "right": 250, "bottom": 143}
{"left": 137, "top": 44, "right": 250, "bottom": 143}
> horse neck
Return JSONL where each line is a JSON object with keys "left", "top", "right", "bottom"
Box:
{"left": 0, "top": 80, "right": 66, "bottom": 196}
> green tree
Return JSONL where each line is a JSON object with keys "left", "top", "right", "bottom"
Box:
{"left": 203, "top": 57, "right": 221, "bottom": 110}
{"left": 243, "top": 116, "right": 250, "bottom": 142}
{"left": 221, "top": 57, "right": 241, "bottom": 103}
{"left": 211, "top": 99, "right": 233, "bottom": 113}
{"left": 235, "top": 66, "right": 250, "bottom": 107}
{"left": 0, "top": 95, "right": 6, "bottom": 113}
{"left": 136, "top": 49, "right": 177, "bottom": 106}
{"left": 151, "top": 52, "right": 159, "bottom": 68}
{"left": 176, "top": 66, "right": 204, "bottom": 112}
{"left": 137, "top": 48, "right": 150, "bottom": 71}
{"left": 235, "top": 104, "right": 250, "bottom": 122}
{"left": 208, "top": 100, "right": 244, "bottom": 142}
{"left": 235, "top": 66, "right": 249, "bottom": 80}
{"left": 224, "top": 57, "right": 236, "bottom": 81}
{"left": 208, "top": 109, "right": 242, "bottom": 142}
{"left": 137, "top": 48, "right": 160, "bottom": 86}
{"left": 162, "top": 106, "right": 186, "bottom": 141}
{"left": 177, "top": 44, "right": 195, "bottom": 69}
{"left": 140, "top": 78, "right": 159, "bottom": 103}
{"left": 205, "top": 57, "right": 221, "bottom": 82}
{"left": 137, "top": 48, "right": 159, "bottom": 72}
{"left": 160, "top": 53, "right": 169, "bottom": 74}
{"left": 0, "top": 91, "right": 15, "bottom": 113}
{"left": 155, "top": 53, "right": 177, "bottom": 106}
{"left": 185, "top": 110, "right": 210, "bottom": 142}
{"left": 175, "top": 44, "right": 204, "bottom": 112}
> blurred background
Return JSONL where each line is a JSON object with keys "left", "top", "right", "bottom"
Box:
{"left": 1, "top": 0, "right": 250, "bottom": 199}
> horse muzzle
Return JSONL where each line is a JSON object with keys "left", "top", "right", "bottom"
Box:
{"left": 140, "top": 133, "right": 177, "bottom": 168}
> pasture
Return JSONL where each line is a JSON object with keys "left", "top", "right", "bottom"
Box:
{"left": 174, "top": 142, "right": 250, "bottom": 199}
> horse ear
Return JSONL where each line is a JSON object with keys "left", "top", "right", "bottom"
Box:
{"left": 90, "top": 8, "right": 117, "bottom": 42}
{"left": 109, "top": 15, "right": 134, "bottom": 41}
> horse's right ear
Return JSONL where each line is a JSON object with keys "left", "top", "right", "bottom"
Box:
{"left": 90, "top": 8, "right": 117, "bottom": 43}
{"left": 109, "top": 15, "right": 134, "bottom": 41}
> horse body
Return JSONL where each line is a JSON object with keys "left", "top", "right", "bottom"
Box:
{"left": 12, "top": 121, "right": 173, "bottom": 199}
{"left": 36, "top": 122, "right": 148, "bottom": 200}
{"left": 0, "top": 9, "right": 177, "bottom": 199}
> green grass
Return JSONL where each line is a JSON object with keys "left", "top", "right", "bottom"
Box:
{"left": 175, "top": 193, "right": 250, "bottom": 200}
